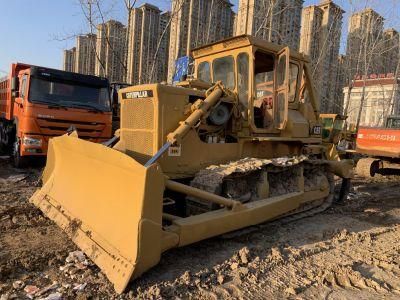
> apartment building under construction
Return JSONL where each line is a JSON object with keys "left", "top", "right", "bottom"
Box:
{"left": 236, "top": 0, "right": 303, "bottom": 51}
{"left": 299, "top": 0, "right": 344, "bottom": 113}
{"left": 95, "top": 20, "right": 127, "bottom": 83}
{"left": 167, "top": 0, "right": 235, "bottom": 83}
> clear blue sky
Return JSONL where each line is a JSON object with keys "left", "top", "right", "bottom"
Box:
{"left": 0, "top": 0, "right": 399, "bottom": 75}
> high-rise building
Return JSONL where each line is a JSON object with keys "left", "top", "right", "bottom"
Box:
{"left": 233, "top": 13, "right": 238, "bottom": 35}
{"left": 333, "top": 54, "right": 347, "bottom": 114}
{"left": 63, "top": 47, "right": 76, "bottom": 72}
{"left": 95, "top": 20, "right": 127, "bottom": 83}
{"left": 167, "top": 0, "right": 235, "bottom": 83}
{"left": 299, "top": 0, "right": 344, "bottom": 113}
{"left": 236, "top": 0, "right": 303, "bottom": 50}
{"left": 126, "top": 3, "right": 161, "bottom": 85}
{"left": 346, "top": 8, "right": 385, "bottom": 76}
{"left": 157, "top": 11, "right": 171, "bottom": 82}
{"left": 382, "top": 28, "right": 399, "bottom": 74}
{"left": 75, "top": 34, "right": 97, "bottom": 75}
{"left": 299, "top": 5, "right": 323, "bottom": 65}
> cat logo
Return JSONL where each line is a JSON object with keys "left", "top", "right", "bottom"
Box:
{"left": 123, "top": 90, "right": 153, "bottom": 99}
{"left": 312, "top": 125, "right": 321, "bottom": 135}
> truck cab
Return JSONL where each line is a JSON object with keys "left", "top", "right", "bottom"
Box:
{"left": 0, "top": 63, "right": 112, "bottom": 167}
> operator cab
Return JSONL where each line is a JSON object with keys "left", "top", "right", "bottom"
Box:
{"left": 192, "top": 35, "right": 318, "bottom": 136}
{"left": 320, "top": 114, "right": 347, "bottom": 144}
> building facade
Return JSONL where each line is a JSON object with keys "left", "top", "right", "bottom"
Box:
{"left": 75, "top": 34, "right": 97, "bottom": 75}
{"left": 167, "top": 0, "right": 235, "bottom": 83}
{"left": 343, "top": 74, "right": 400, "bottom": 127}
{"left": 346, "top": 8, "right": 385, "bottom": 77}
{"left": 63, "top": 47, "right": 76, "bottom": 72}
{"left": 333, "top": 54, "right": 347, "bottom": 113}
{"left": 236, "top": 0, "right": 303, "bottom": 50}
{"left": 157, "top": 11, "right": 172, "bottom": 82}
{"left": 95, "top": 20, "right": 127, "bottom": 82}
{"left": 299, "top": 0, "right": 344, "bottom": 113}
{"left": 126, "top": 3, "right": 161, "bottom": 85}
{"left": 382, "top": 28, "right": 399, "bottom": 74}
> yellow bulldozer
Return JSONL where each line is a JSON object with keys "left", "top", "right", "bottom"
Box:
{"left": 30, "top": 35, "right": 353, "bottom": 293}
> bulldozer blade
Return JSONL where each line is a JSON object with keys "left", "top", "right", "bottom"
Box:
{"left": 30, "top": 134, "right": 166, "bottom": 293}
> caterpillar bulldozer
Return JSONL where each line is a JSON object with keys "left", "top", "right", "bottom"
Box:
{"left": 30, "top": 35, "right": 353, "bottom": 293}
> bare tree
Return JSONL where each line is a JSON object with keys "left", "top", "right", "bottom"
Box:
{"left": 253, "top": 0, "right": 302, "bottom": 49}
{"left": 342, "top": 0, "right": 400, "bottom": 129}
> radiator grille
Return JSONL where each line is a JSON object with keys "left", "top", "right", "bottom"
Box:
{"left": 121, "top": 98, "right": 155, "bottom": 161}
{"left": 124, "top": 131, "right": 154, "bottom": 164}
{"left": 121, "top": 99, "right": 154, "bottom": 130}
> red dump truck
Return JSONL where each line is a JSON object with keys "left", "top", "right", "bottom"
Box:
{"left": 0, "top": 63, "right": 112, "bottom": 167}
{"left": 356, "top": 116, "right": 400, "bottom": 177}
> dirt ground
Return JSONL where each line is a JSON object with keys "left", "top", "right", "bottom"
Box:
{"left": 1, "top": 156, "right": 400, "bottom": 300}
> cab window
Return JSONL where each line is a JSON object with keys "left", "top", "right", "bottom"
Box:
{"left": 237, "top": 53, "right": 249, "bottom": 112}
{"left": 198, "top": 61, "right": 211, "bottom": 83}
{"left": 213, "top": 56, "right": 235, "bottom": 89}
{"left": 20, "top": 75, "right": 28, "bottom": 99}
{"left": 387, "top": 118, "right": 400, "bottom": 128}
{"left": 322, "top": 118, "right": 333, "bottom": 139}
{"left": 289, "top": 63, "right": 299, "bottom": 102}
{"left": 334, "top": 119, "right": 345, "bottom": 130}
{"left": 254, "top": 51, "right": 274, "bottom": 129}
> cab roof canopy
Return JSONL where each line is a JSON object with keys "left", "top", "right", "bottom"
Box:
{"left": 191, "top": 35, "right": 309, "bottom": 62}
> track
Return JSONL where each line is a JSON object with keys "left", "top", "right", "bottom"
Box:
{"left": 189, "top": 156, "right": 338, "bottom": 222}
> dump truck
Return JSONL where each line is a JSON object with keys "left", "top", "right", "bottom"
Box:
{"left": 356, "top": 115, "right": 400, "bottom": 177}
{"left": 0, "top": 63, "right": 112, "bottom": 167}
{"left": 30, "top": 35, "right": 353, "bottom": 293}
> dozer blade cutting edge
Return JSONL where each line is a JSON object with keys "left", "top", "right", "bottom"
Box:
{"left": 30, "top": 134, "right": 168, "bottom": 293}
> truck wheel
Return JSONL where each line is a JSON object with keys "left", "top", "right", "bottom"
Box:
{"left": 12, "top": 140, "right": 28, "bottom": 168}
{"left": 0, "top": 122, "right": 7, "bottom": 154}
{"left": 0, "top": 121, "right": 15, "bottom": 155}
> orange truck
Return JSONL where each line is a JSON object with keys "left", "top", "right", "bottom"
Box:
{"left": 0, "top": 63, "right": 112, "bottom": 167}
{"left": 356, "top": 116, "right": 400, "bottom": 177}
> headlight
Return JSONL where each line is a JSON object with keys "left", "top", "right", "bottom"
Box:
{"left": 23, "top": 136, "right": 42, "bottom": 147}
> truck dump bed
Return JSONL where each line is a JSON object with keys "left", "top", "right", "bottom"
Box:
{"left": 0, "top": 76, "right": 9, "bottom": 117}
{"left": 356, "top": 127, "right": 400, "bottom": 158}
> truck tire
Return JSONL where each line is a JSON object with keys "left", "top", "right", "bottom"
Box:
{"left": 0, "top": 121, "right": 8, "bottom": 154}
{"left": 0, "top": 120, "right": 15, "bottom": 155}
{"left": 12, "top": 139, "right": 28, "bottom": 168}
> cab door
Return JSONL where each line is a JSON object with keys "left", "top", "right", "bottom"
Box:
{"left": 274, "top": 47, "right": 290, "bottom": 130}
{"left": 13, "top": 73, "right": 29, "bottom": 118}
